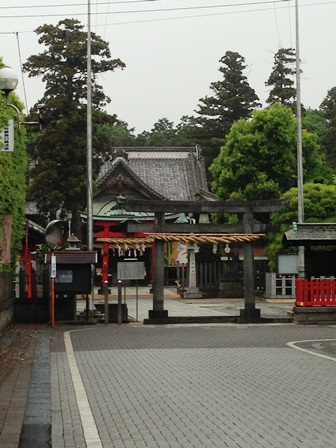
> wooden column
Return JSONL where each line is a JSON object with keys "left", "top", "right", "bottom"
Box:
{"left": 149, "top": 212, "right": 168, "bottom": 320}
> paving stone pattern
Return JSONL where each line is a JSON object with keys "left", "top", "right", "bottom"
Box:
{"left": 51, "top": 325, "right": 336, "bottom": 448}
{"left": 19, "top": 331, "right": 51, "bottom": 448}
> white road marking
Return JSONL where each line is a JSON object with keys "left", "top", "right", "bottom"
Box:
{"left": 287, "top": 338, "right": 336, "bottom": 362}
{"left": 64, "top": 330, "right": 103, "bottom": 448}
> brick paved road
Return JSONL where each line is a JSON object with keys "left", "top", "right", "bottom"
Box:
{"left": 50, "top": 324, "right": 336, "bottom": 448}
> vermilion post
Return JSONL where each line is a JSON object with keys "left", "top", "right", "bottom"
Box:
{"left": 51, "top": 277, "right": 55, "bottom": 327}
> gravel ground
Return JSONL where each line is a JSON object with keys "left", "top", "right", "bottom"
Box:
{"left": 0, "top": 323, "right": 39, "bottom": 388}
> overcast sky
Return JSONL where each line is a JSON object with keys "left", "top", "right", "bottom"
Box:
{"left": 1, "top": 0, "right": 335, "bottom": 133}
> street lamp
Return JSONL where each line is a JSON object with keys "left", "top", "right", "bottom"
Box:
{"left": 0, "top": 67, "right": 21, "bottom": 128}
{"left": 0, "top": 67, "right": 18, "bottom": 97}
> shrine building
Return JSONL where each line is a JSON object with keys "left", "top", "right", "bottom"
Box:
{"left": 87, "top": 146, "right": 217, "bottom": 288}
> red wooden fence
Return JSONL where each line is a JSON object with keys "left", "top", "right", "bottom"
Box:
{"left": 296, "top": 278, "right": 336, "bottom": 306}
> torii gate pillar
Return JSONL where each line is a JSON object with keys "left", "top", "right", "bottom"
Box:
{"left": 240, "top": 211, "right": 261, "bottom": 322}
{"left": 149, "top": 212, "right": 169, "bottom": 320}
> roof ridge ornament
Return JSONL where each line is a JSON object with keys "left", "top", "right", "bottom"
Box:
{"left": 112, "top": 148, "right": 129, "bottom": 161}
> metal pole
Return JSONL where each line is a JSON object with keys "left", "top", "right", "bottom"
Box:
{"left": 117, "top": 280, "right": 122, "bottom": 325}
{"left": 50, "top": 252, "right": 56, "bottom": 327}
{"left": 136, "top": 281, "right": 138, "bottom": 322}
{"left": 295, "top": 0, "right": 305, "bottom": 277}
{"left": 51, "top": 277, "right": 55, "bottom": 327}
{"left": 87, "top": 0, "right": 95, "bottom": 309}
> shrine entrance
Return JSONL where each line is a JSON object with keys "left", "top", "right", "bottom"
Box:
{"left": 119, "top": 198, "right": 288, "bottom": 323}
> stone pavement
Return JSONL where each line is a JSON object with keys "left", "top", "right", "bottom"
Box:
{"left": 84, "top": 286, "right": 295, "bottom": 322}
{"left": 52, "top": 324, "right": 336, "bottom": 448}
{"left": 2, "top": 295, "right": 336, "bottom": 447}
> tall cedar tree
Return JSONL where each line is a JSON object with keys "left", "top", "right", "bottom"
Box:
{"left": 23, "top": 19, "right": 126, "bottom": 233}
{"left": 320, "top": 86, "right": 336, "bottom": 169}
{"left": 192, "top": 51, "right": 260, "bottom": 173}
{"left": 265, "top": 48, "right": 297, "bottom": 110}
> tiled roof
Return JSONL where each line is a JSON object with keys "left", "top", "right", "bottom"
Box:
{"left": 96, "top": 147, "right": 216, "bottom": 201}
{"left": 284, "top": 223, "right": 336, "bottom": 246}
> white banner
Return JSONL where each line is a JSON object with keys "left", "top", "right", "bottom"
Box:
{"left": 0, "top": 119, "right": 14, "bottom": 152}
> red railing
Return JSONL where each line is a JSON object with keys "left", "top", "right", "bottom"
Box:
{"left": 296, "top": 278, "right": 336, "bottom": 306}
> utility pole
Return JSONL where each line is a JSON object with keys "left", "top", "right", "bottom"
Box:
{"left": 87, "top": 0, "right": 95, "bottom": 310}
{"left": 295, "top": 0, "right": 305, "bottom": 277}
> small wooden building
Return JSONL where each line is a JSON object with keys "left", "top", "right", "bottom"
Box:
{"left": 284, "top": 223, "right": 336, "bottom": 323}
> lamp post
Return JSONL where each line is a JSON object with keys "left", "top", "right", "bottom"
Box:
{"left": 0, "top": 67, "right": 21, "bottom": 128}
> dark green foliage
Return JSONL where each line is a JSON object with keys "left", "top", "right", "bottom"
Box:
{"left": 134, "top": 117, "right": 199, "bottom": 147}
{"left": 0, "top": 68, "right": 27, "bottom": 270}
{"left": 23, "top": 19, "right": 125, "bottom": 111}
{"left": 267, "top": 182, "right": 336, "bottom": 270}
{"left": 265, "top": 48, "right": 297, "bottom": 110}
{"left": 302, "top": 108, "right": 328, "bottom": 150}
{"left": 320, "top": 87, "right": 336, "bottom": 169}
{"left": 136, "top": 118, "right": 177, "bottom": 147}
{"left": 191, "top": 51, "right": 261, "bottom": 171}
{"left": 23, "top": 19, "right": 127, "bottom": 223}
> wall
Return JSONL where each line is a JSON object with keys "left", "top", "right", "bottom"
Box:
{"left": 0, "top": 272, "right": 14, "bottom": 331}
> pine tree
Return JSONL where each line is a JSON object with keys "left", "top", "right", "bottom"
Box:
{"left": 265, "top": 48, "right": 297, "bottom": 110}
{"left": 23, "top": 19, "right": 126, "bottom": 231}
{"left": 192, "top": 51, "right": 260, "bottom": 172}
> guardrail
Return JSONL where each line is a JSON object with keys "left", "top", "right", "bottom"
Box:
{"left": 295, "top": 278, "right": 336, "bottom": 306}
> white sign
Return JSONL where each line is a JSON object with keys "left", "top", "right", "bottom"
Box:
{"left": 117, "top": 262, "right": 145, "bottom": 280}
{"left": 277, "top": 254, "right": 299, "bottom": 275}
{"left": 0, "top": 119, "right": 14, "bottom": 152}
{"left": 51, "top": 254, "right": 57, "bottom": 278}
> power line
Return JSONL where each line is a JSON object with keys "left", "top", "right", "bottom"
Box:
{"left": 0, "top": 0, "right": 335, "bottom": 32}
{"left": 0, "top": 1, "right": 292, "bottom": 19}
{"left": 273, "top": 1, "right": 281, "bottom": 47}
{"left": 15, "top": 32, "right": 29, "bottom": 112}
{"left": 0, "top": 0, "right": 167, "bottom": 9}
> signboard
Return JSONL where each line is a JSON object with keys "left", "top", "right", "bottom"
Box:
{"left": 277, "top": 254, "right": 299, "bottom": 275}
{"left": 117, "top": 262, "right": 145, "bottom": 280}
{"left": 55, "top": 270, "right": 73, "bottom": 284}
{"left": 51, "top": 254, "right": 57, "bottom": 278}
{"left": 0, "top": 119, "right": 14, "bottom": 152}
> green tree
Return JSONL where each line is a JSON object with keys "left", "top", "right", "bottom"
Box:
{"left": 320, "top": 86, "right": 336, "bottom": 169}
{"left": 265, "top": 48, "right": 297, "bottom": 110}
{"left": 192, "top": 51, "right": 261, "bottom": 171}
{"left": 267, "top": 182, "right": 336, "bottom": 270}
{"left": 23, "top": 19, "right": 126, "bottom": 230}
{"left": 0, "top": 60, "right": 27, "bottom": 270}
{"left": 174, "top": 116, "right": 199, "bottom": 147}
{"left": 302, "top": 108, "right": 327, "bottom": 150}
{"left": 135, "top": 116, "right": 199, "bottom": 148}
{"left": 210, "top": 103, "right": 330, "bottom": 202}
{"left": 136, "top": 118, "right": 177, "bottom": 146}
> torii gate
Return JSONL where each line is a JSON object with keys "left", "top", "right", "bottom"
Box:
{"left": 120, "top": 198, "right": 288, "bottom": 323}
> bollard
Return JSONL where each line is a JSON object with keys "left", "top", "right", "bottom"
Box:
{"left": 117, "top": 280, "right": 122, "bottom": 325}
{"left": 104, "top": 281, "right": 109, "bottom": 325}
